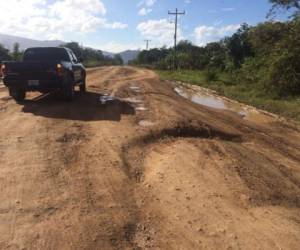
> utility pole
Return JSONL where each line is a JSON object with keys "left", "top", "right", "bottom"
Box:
{"left": 144, "top": 39, "right": 151, "bottom": 50}
{"left": 168, "top": 8, "right": 185, "bottom": 70}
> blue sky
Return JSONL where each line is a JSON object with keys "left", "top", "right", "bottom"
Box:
{"left": 0, "top": 0, "right": 289, "bottom": 52}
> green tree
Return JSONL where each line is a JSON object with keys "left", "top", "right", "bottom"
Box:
{"left": 225, "top": 23, "right": 253, "bottom": 68}
{"left": 266, "top": 18, "right": 300, "bottom": 96}
{"left": 113, "top": 54, "right": 124, "bottom": 65}
{"left": 11, "top": 42, "right": 22, "bottom": 61}
{"left": 269, "top": 0, "right": 300, "bottom": 17}
{"left": 0, "top": 43, "right": 11, "bottom": 61}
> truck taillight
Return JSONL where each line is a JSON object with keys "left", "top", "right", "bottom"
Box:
{"left": 56, "top": 64, "right": 63, "bottom": 76}
{"left": 1, "top": 64, "right": 6, "bottom": 77}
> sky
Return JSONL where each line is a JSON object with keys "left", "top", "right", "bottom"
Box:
{"left": 0, "top": 0, "right": 290, "bottom": 52}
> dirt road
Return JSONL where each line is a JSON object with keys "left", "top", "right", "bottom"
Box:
{"left": 0, "top": 66, "right": 300, "bottom": 250}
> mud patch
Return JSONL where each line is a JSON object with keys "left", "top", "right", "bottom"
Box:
{"left": 140, "top": 123, "right": 242, "bottom": 144}
{"left": 227, "top": 143, "right": 300, "bottom": 208}
{"left": 124, "top": 223, "right": 155, "bottom": 249}
{"left": 56, "top": 132, "right": 87, "bottom": 143}
{"left": 0, "top": 96, "right": 12, "bottom": 101}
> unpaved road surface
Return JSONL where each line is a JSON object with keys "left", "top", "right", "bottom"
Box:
{"left": 1, "top": 66, "right": 300, "bottom": 250}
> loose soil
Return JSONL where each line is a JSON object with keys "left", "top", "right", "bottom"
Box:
{"left": 0, "top": 67, "right": 300, "bottom": 249}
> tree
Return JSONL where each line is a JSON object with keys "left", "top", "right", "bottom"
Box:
{"left": 113, "top": 54, "right": 124, "bottom": 65}
{"left": 225, "top": 23, "right": 253, "bottom": 68}
{"left": 11, "top": 43, "right": 22, "bottom": 61}
{"left": 268, "top": 0, "right": 300, "bottom": 17}
{"left": 0, "top": 43, "right": 11, "bottom": 61}
{"left": 205, "top": 42, "right": 226, "bottom": 69}
{"left": 265, "top": 18, "right": 300, "bottom": 96}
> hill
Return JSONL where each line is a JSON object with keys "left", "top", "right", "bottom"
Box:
{"left": 0, "top": 34, "right": 139, "bottom": 64}
{"left": 0, "top": 34, "right": 63, "bottom": 51}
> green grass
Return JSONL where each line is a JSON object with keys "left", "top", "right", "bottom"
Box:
{"left": 157, "top": 70, "right": 300, "bottom": 122}
{"left": 83, "top": 60, "right": 105, "bottom": 68}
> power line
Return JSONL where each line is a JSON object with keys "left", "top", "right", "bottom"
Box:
{"left": 168, "top": 8, "right": 185, "bottom": 70}
{"left": 144, "top": 39, "right": 151, "bottom": 50}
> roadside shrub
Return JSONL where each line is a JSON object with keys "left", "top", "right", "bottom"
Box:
{"left": 203, "top": 69, "right": 217, "bottom": 82}
{"left": 236, "top": 57, "right": 265, "bottom": 84}
{"left": 265, "top": 19, "right": 300, "bottom": 97}
{"left": 267, "top": 49, "right": 300, "bottom": 96}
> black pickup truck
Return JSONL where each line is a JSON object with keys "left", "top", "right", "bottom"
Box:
{"left": 1, "top": 47, "right": 86, "bottom": 102}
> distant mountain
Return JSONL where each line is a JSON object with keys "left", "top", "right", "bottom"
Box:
{"left": 0, "top": 33, "right": 140, "bottom": 64}
{"left": 102, "top": 51, "right": 115, "bottom": 58}
{"left": 103, "top": 50, "right": 140, "bottom": 64}
{"left": 118, "top": 50, "right": 140, "bottom": 64}
{"left": 0, "top": 33, "right": 64, "bottom": 51}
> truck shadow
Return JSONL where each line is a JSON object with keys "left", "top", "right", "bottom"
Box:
{"left": 21, "top": 91, "right": 135, "bottom": 121}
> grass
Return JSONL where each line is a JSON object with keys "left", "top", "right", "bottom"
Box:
{"left": 83, "top": 60, "right": 105, "bottom": 68}
{"left": 157, "top": 70, "right": 300, "bottom": 122}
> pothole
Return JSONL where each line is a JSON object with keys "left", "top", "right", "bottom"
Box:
{"left": 124, "top": 223, "right": 155, "bottom": 249}
{"left": 56, "top": 132, "right": 86, "bottom": 143}
{"left": 121, "top": 122, "right": 243, "bottom": 182}
{"left": 141, "top": 124, "right": 242, "bottom": 144}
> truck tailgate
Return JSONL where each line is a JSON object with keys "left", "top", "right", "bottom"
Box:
{"left": 4, "top": 62, "right": 58, "bottom": 80}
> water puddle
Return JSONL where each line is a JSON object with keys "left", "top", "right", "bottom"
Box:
{"left": 99, "top": 95, "right": 115, "bottom": 105}
{"left": 129, "top": 86, "right": 141, "bottom": 94}
{"left": 139, "top": 120, "right": 155, "bottom": 127}
{"left": 122, "top": 97, "right": 143, "bottom": 104}
{"left": 174, "top": 83, "right": 277, "bottom": 124}
{"left": 135, "top": 106, "right": 148, "bottom": 111}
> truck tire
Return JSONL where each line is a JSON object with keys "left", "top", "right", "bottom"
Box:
{"left": 62, "top": 75, "right": 75, "bottom": 101}
{"left": 9, "top": 88, "right": 26, "bottom": 102}
{"left": 79, "top": 77, "right": 86, "bottom": 92}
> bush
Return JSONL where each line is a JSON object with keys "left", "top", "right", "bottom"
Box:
{"left": 203, "top": 69, "right": 218, "bottom": 82}
{"left": 267, "top": 49, "right": 300, "bottom": 96}
{"left": 265, "top": 19, "right": 300, "bottom": 96}
{"left": 236, "top": 57, "right": 265, "bottom": 84}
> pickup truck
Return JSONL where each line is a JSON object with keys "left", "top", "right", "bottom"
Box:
{"left": 1, "top": 47, "right": 86, "bottom": 102}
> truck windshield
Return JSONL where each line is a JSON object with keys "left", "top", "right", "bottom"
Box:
{"left": 23, "top": 48, "right": 70, "bottom": 62}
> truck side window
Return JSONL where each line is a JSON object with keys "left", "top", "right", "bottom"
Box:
{"left": 67, "top": 50, "right": 75, "bottom": 62}
{"left": 71, "top": 52, "right": 78, "bottom": 63}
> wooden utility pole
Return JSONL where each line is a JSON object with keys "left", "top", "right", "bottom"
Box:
{"left": 144, "top": 39, "right": 151, "bottom": 50}
{"left": 168, "top": 8, "right": 185, "bottom": 70}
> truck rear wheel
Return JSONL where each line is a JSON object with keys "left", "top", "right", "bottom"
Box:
{"left": 62, "top": 76, "right": 75, "bottom": 101}
{"left": 9, "top": 88, "right": 26, "bottom": 102}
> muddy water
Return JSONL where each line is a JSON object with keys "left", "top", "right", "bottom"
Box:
{"left": 174, "top": 83, "right": 277, "bottom": 124}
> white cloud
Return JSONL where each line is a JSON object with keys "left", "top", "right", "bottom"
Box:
{"left": 138, "top": 0, "right": 156, "bottom": 7}
{"left": 138, "top": 8, "right": 152, "bottom": 16}
{"left": 110, "top": 22, "right": 128, "bottom": 29}
{"left": 0, "top": 0, "right": 127, "bottom": 41}
{"left": 194, "top": 24, "right": 240, "bottom": 46}
{"left": 137, "top": 0, "right": 156, "bottom": 16}
{"left": 137, "top": 19, "right": 182, "bottom": 47}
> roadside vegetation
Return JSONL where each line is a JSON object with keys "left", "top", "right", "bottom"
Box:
{"left": 131, "top": 0, "right": 300, "bottom": 121}
{"left": 0, "top": 41, "right": 123, "bottom": 68}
